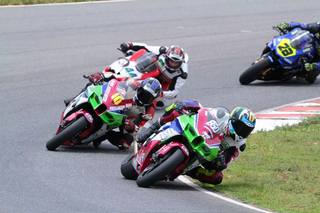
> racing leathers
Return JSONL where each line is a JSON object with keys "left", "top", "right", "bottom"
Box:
{"left": 135, "top": 100, "right": 248, "bottom": 185}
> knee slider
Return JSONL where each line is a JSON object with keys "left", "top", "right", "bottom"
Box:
{"left": 240, "top": 144, "right": 246, "bottom": 152}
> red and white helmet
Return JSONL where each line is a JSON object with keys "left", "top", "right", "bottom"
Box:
{"left": 164, "top": 45, "right": 185, "bottom": 73}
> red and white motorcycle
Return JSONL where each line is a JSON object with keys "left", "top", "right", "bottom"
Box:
{"left": 103, "top": 49, "right": 162, "bottom": 83}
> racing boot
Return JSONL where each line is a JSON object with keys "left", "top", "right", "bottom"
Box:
{"left": 305, "top": 63, "right": 320, "bottom": 83}
{"left": 105, "top": 131, "right": 133, "bottom": 150}
{"left": 186, "top": 167, "right": 223, "bottom": 185}
{"left": 117, "top": 134, "right": 134, "bottom": 150}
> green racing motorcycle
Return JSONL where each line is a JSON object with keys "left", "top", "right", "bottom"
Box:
{"left": 120, "top": 107, "right": 230, "bottom": 187}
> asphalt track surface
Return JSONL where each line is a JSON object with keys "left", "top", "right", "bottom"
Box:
{"left": 1, "top": 0, "right": 320, "bottom": 212}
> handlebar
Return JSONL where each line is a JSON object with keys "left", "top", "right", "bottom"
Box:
{"left": 272, "top": 26, "right": 288, "bottom": 36}
{"left": 117, "top": 48, "right": 134, "bottom": 57}
{"left": 82, "top": 75, "right": 104, "bottom": 86}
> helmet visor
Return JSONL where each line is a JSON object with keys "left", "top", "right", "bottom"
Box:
{"left": 165, "top": 58, "right": 183, "bottom": 71}
{"left": 136, "top": 89, "right": 156, "bottom": 106}
{"left": 231, "top": 120, "right": 254, "bottom": 138}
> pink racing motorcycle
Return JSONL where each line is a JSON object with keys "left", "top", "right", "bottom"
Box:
{"left": 45, "top": 78, "right": 139, "bottom": 151}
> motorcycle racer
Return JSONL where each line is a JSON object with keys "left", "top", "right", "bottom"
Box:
{"left": 277, "top": 22, "right": 320, "bottom": 82}
{"left": 65, "top": 76, "right": 162, "bottom": 150}
{"left": 101, "top": 77, "right": 162, "bottom": 150}
{"left": 92, "top": 42, "right": 189, "bottom": 108}
{"left": 135, "top": 100, "right": 256, "bottom": 185}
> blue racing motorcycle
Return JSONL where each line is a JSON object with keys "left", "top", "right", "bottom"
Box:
{"left": 239, "top": 27, "right": 317, "bottom": 85}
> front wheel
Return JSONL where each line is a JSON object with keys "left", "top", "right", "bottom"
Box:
{"left": 120, "top": 153, "right": 138, "bottom": 180}
{"left": 239, "top": 57, "right": 273, "bottom": 85}
{"left": 136, "top": 149, "right": 186, "bottom": 188}
{"left": 46, "top": 116, "right": 89, "bottom": 151}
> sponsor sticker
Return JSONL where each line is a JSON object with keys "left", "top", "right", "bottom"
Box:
{"left": 84, "top": 113, "right": 94, "bottom": 123}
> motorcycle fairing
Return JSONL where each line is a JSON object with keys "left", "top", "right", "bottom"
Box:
{"left": 107, "top": 49, "right": 160, "bottom": 81}
{"left": 268, "top": 28, "right": 315, "bottom": 67}
{"left": 196, "top": 108, "right": 224, "bottom": 149}
{"left": 88, "top": 80, "right": 129, "bottom": 129}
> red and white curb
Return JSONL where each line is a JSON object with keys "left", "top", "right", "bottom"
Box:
{"left": 253, "top": 97, "right": 320, "bottom": 133}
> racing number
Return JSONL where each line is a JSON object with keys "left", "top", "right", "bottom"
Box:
{"left": 206, "top": 120, "right": 219, "bottom": 133}
{"left": 111, "top": 93, "right": 122, "bottom": 105}
{"left": 278, "top": 43, "right": 293, "bottom": 56}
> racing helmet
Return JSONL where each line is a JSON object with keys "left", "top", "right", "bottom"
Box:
{"left": 164, "top": 45, "right": 185, "bottom": 73}
{"left": 290, "top": 30, "right": 314, "bottom": 50}
{"left": 134, "top": 78, "right": 162, "bottom": 106}
{"left": 228, "top": 107, "right": 256, "bottom": 142}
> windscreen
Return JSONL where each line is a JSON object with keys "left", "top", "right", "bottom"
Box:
{"left": 135, "top": 52, "right": 158, "bottom": 73}
{"left": 116, "top": 79, "right": 139, "bottom": 100}
{"left": 290, "top": 30, "right": 313, "bottom": 50}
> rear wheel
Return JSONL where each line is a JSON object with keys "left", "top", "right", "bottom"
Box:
{"left": 239, "top": 57, "right": 273, "bottom": 85}
{"left": 120, "top": 153, "right": 138, "bottom": 180}
{"left": 46, "top": 116, "right": 89, "bottom": 151}
{"left": 136, "top": 149, "right": 185, "bottom": 188}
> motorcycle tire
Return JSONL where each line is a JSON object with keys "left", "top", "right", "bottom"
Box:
{"left": 136, "top": 148, "right": 185, "bottom": 188}
{"left": 46, "top": 116, "right": 89, "bottom": 151}
{"left": 239, "top": 57, "right": 273, "bottom": 85}
{"left": 120, "top": 153, "right": 138, "bottom": 180}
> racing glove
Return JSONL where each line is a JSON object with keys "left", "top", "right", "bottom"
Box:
{"left": 305, "top": 63, "right": 318, "bottom": 72}
{"left": 277, "top": 22, "right": 290, "bottom": 31}
{"left": 172, "top": 101, "right": 187, "bottom": 113}
{"left": 124, "top": 119, "right": 135, "bottom": 134}
{"left": 120, "top": 42, "right": 133, "bottom": 54}
{"left": 202, "top": 154, "right": 228, "bottom": 171}
{"left": 89, "top": 72, "right": 105, "bottom": 84}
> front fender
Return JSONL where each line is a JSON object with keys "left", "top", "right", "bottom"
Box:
{"left": 158, "top": 142, "right": 189, "bottom": 157}
{"left": 57, "top": 111, "right": 95, "bottom": 140}
{"left": 65, "top": 111, "right": 94, "bottom": 124}
{"left": 157, "top": 142, "right": 191, "bottom": 177}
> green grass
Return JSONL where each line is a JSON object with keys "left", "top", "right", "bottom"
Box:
{"left": 201, "top": 115, "right": 320, "bottom": 213}
{"left": 0, "top": 0, "right": 106, "bottom": 5}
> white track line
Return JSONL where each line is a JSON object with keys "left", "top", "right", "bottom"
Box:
{"left": 178, "top": 176, "right": 272, "bottom": 213}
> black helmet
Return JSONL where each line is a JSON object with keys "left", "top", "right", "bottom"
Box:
{"left": 135, "top": 78, "right": 162, "bottom": 106}
{"left": 228, "top": 107, "right": 256, "bottom": 142}
{"left": 164, "top": 45, "right": 185, "bottom": 73}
